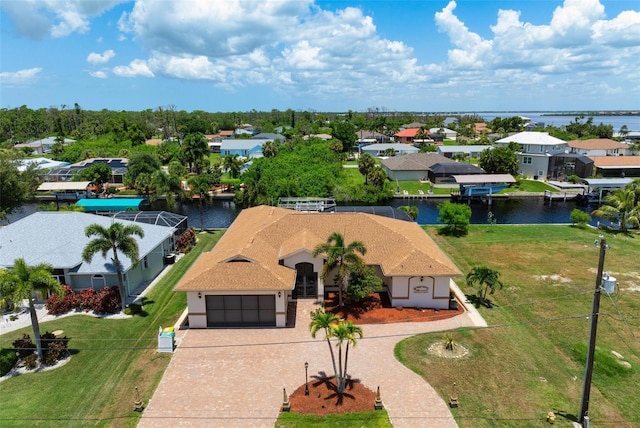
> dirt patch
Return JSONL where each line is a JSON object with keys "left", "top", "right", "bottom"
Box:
{"left": 324, "top": 292, "right": 463, "bottom": 324}
{"left": 534, "top": 274, "right": 573, "bottom": 284}
{"left": 427, "top": 341, "right": 470, "bottom": 359}
{"left": 287, "top": 376, "right": 378, "bottom": 415}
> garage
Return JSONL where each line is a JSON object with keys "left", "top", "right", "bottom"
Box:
{"left": 205, "top": 295, "right": 276, "bottom": 327}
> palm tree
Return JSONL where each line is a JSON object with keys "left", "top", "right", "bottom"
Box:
{"left": 332, "top": 320, "right": 363, "bottom": 394}
{"left": 398, "top": 205, "right": 418, "bottom": 221}
{"left": 0, "top": 258, "right": 62, "bottom": 361}
{"left": 309, "top": 308, "right": 340, "bottom": 389}
{"left": 357, "top": 153, "right": 375, "bottom": 184}
{"left": 261, "top": 140, "right": 277, "bottom": 158}
{"left": 591, "top": 188, "right": 640, "bottom": 232}
{"left": 151, "top": 170, "right": 184, "bottom": 211}
{"left": 187, "top": 174, "right": 213, "bottom": 230}
{"left": 466, "top": 265, "right": 504, "bottom": 306}
{"left": 82, "top": 222, "right": 145, "bottom": 311}
{"left": 223, "top": 154, "right": 242, "bottom": 179}
{"left": 181, "top": 133, "right": 209, "bottom": 173}
{"left": 312, "top": 231, "right": 366, "bottom": 307}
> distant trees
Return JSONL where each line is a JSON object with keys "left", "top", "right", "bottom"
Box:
{"left": 331, "top": 121, "right": 357, "bottom": 153}
{"left": 489, "top": 116, "right": 525, "bottom": 134}
{"left": 357, "top": 153, "right": 375, "bottom": 184}
{"left": 77, "top": 162, "right": 112, "bottom": 189}
{"left": 181, "top": 133, "right": 209, "bottom": 173}
{"left": 0, "top": 152, "right": 40, "bottom": 220}
{"left": 124, "top": 152, "right": 162, "bottom": 188}
{"left": 565, "top": 116, "right": 613, "bottom": 139}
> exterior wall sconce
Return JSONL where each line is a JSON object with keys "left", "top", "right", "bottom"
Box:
{"left": 278, "top": 291, "right": 282, "bottom": 298}
{"left": 197, "top": 292, "right": 202, "bottom": 299}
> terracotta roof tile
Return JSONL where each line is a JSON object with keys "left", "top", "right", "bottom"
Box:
{"left": 569, "top": 139, "right": 629, "bottom": 150}
{"left": 591, "top": 156, "right": 640, "bottom": 167}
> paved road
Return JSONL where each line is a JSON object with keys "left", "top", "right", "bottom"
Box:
{"left": 140, "top": 299, "right": 482, "bottom": 427}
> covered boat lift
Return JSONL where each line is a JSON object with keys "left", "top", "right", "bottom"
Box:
{"left": 452, "top": 174, "right": 516, "bottom": 201}
{"left": 76, "top": 198, "right": 146, "bottom": 212}
{"left": 580, "top": 178, "right": 634, "bottom": 203}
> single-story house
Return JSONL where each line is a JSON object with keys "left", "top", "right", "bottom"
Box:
{"left": 357, "top": 130, "right": 391, "bottom": 144}
{"left": 495, "top": 132, "right": 569, "bottom": 179}
{"left": 429, "top": 128, "right": 457, "bottom": 140}
{"left": 0, "top": 212, "right": 176, "bottom": 299}
{"left": 46, "top": 158, "right": 129, "bottom": 184}
{"left": 361, "top": 143, "right": 419, "bottom": 158}
{"left": 590, "top": 156, "right": 640, "bottom": 178}
{"left": 437, "top": 145, "right": 491, "bottom": 159}
{"left": 14, "top": 137, "right": 75, "bottom": 155}
{"left": 428, "top": 163, "right": 485, "bottom": 184}
{"left": 569, "top": 139, "right": 630, "bottom": 157}
{"left": 175, "top": 205, "right": 461, "bottom": 328}
{"left": 303, "top": 133, "right": 332, "bottom": 141}
{"left": 380, "top": 153, "right": 451, "bottom": 181}
{"left": 18, "top": 157, "right": 70, "bottom": 172}
{"left": 220, "top": 139, "right": 264, "bottom": 159}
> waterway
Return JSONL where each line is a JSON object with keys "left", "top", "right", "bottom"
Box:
{"left": 463, "top": 112, "right": 640, "bottom": 132}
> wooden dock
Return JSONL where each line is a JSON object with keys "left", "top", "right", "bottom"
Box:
{"left": 544, "top": 190, "right": 580, "bottom": 201}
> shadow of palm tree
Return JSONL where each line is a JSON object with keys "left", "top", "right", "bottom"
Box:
{"left": 465, "top": 294, "right": 497, "bottom": 308}
{"left": 310, "top": 374, "right": 360, "bottom": 403}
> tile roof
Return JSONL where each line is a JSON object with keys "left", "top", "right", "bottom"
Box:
{"left": 590, "top": 156, "right": 640, "bottom": 167}
{"left": 381, "top": 153, "right": 451, "bottom": 171}
{"left": 175, "top": 206, "right": 461, "bottom": 292}
{"left": 569, "top": 139, "right": 629, "bottom": 150}
{"left": 394, "top": 128, "right": 422, "bottom": 138}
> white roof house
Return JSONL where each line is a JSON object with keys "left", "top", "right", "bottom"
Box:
{"left": 18, "top": 157, "right": 70, "bottom": 172}
{"left": 495, "top": 132, "right": 568, "bottom": 179}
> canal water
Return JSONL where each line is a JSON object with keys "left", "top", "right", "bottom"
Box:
{"left": 3, "top": 197, "right": 605, "bottom": 229}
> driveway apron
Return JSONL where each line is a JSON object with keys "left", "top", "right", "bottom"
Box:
{"left": 140, "top": 300, "right": 477, "bottom": 427}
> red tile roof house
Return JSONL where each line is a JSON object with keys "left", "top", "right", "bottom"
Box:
{"left": 393, "top": 128, "right": 426, "bottom": 144}
{"left": 174, "top": 205, "right": 461, "bottom": 328}
{"left": 569, "top": 139, "right": 631, "bottom": 157}
{"left": 590, "top": 155, "right": 640, "bottom": 178}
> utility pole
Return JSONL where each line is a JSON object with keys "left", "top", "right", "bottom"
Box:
{"left": 579, "top": 237, "right": 607, "bottom": 427}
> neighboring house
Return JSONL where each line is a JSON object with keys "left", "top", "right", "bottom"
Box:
{"left": 220, "top": 139, "right": 264, "bottom": 159}
{"left": 46, "top": 158, "right": 129, "bottom": 184}
{"left": 174, "top": 205, "right": 461, "bottom": 328}
{"left": 443, "top": 117, "right": 458, "bottom": 127}
{"left": 145, "top": 138, "right": 163, "bottom": 146}
{"left": 429, "top": 128, "right": 457, "bottom": 140}
{"left": 0, "top": 212, "right": 176, "bottom": 299}
{"left": 590, "top": 156, "right": 640, "bottom": 178}
{"left": 428, "top": 163, "right": 485, "bottom": 184}
{"left": 437, "top": 145, "right": 491, "bottom": 159}
{"left": 303, "top": 133, "right": 332, "bottom": 141}
{"left": 357, "top": 130, "right": 391, "bottom": 144}
{"left": 569, "top": 139, "right": 630, "bottom": 157}
{"left": 14, "top": 137, "right": 75, "bottom": 155}
{"left": 393, "top": 128, "right": 423, "bottom": 144}
{"left": 361, "top": 143, "right": 419, "bottom": 158}
{"left": 495, "top": 132, "right": 569, "bottom": 179}
{"left": 252, "top": 132, "right": 285, "bottom": 142}
{"left": 18, "top": 157, "right": 69, "bottom": 172}
{"left": 380, "top": 153, "right": 451, "bottom": 181}
{"left": 400, "top": 122, "right": 425, "bottom": 129}
{"left": 473, "top": 123, "right": 490, "bottom": 136}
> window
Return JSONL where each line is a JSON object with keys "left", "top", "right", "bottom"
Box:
{"left": 523, "top": 156, "right": 532, "bottom": 164}
{"left": 522, "top": 144, "right": 530, "bottom": 153}
{"left": 539, "top": 145, "right": 545, "bottom": 153}
{"left": 142, "top": 256, "right": 148, "bottom": 270}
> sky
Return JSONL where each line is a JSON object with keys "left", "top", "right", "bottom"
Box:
{"left": 1, "top": 0, "right": 639, "bottom": 113}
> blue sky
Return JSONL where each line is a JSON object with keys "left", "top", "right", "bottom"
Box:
{"left": 1, "top": 0, "right": 639, "bottom": 113}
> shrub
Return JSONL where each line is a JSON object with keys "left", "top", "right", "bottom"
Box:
{"left": 12, "top": 334, "right": 35, "bottom": 359}
{"left": 176, "top": 227, "right": 198, "bottom": 253}
{"left": 443, "top": 333, "right": 457, "bottom": 351}
{"left": 24, "top": 354, "right": 38, "bottom": 369}
{"left": 45, "top": 285, "right": 78, "bottom": 315}
{"left": 124, "top": 303, "right": 142, "bottom": 315}
{"left": 93, "top": 286, "right": 121, "bottom": 314}
{"left": 45, "top": 285, "right": 121, "bottom": 315}
{"left": 0, "top": 348, "right": 18, "bottom": 376}
{"left": 78, "top": 288, "right": 98, "bottom": 311}
{"left": 438, "top": 202, "right": 472, "bottom": 237}
{"left": 567, "top": 174, "right": 580, "bottom": 184}
{"left": 570, "top": 209, "right": 591, "bottom": 227}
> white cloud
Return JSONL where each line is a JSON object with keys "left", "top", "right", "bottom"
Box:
{"left": 1, "top": 0, "right": 127, "bottom": 39}
{"left": 113, "top": 59, "right": 154, "bottom": 77}
{"left": 0, "top": 68, "right": 43, "bottom": 85}
{"left": 87, "top": 50, "right": 115, "bottom": 64}
{"left": 592, "top": 10, "right": 640, "bottom": 46}
{"left": 89, "top": 70, "right": 108, "bottom": 79}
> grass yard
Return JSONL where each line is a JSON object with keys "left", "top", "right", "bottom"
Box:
{"left": 275, "top": 410, "right": 392, "bottom": 427}
{"left": 0, "top": 231, "right": 224, "bottom": 428}
{"left": 504, "top": 179, "right": 558, "bottom": 193}
{"left": 396, "top": 225, "right": 640, "bottom": 427}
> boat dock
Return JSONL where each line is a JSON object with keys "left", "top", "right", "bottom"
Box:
{"left": 543, "top": 190, "right": 581, "bottom": 201}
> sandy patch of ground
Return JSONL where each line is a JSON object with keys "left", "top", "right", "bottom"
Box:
{"left": 534, "top": 274, "right": 573, "bottom": 285}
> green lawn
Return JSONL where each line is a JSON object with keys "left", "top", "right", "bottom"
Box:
{"left": 275, "top": 410, "right": 392, "bottom": 427}
{"left": 0, "top": 231, "right": 223, "bottom": 428}
{"left": 396, "top": 225, "right": 640, "bottom": 427}
{"left": 504, "top": 179, "right": 557, "bottom": 193}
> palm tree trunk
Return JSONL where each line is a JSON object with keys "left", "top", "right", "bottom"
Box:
{"left": 28, "top": 295, "right": 44, "bottom": 361}
{"left": 112, "top": 253, "right": 127, "bottom": 311}
{"left": 325, "top": 336, "right": 339, "bottom": 389}
{"left": 337, "top": 344, "right": 344, "bottom": 394}
{"left": 342, "top": 343, "right": 350, "bottom": 393}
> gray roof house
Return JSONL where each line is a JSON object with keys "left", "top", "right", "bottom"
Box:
{"left": 0, "top": 212, "right": 176, "bottom": 300}
{"left": 220, "top": 139, "right": 264, "bottom": 159}
{"left": 252, "top": 133, "right": 285, "bottom": 142}
{"left": 381, "top": 153, "right": 451, "bottom": 181}
{"left": 361, "top": 143, "right": 419, "bottom": 157}
{"left": 14, "top": 137, "right": 75, "bottom": 155}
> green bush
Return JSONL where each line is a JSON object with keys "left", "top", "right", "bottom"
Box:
{"left": 570, "top": 209, "right": 591, "bottom": 227}
{"left": 124, "top": 303, "right": 142, "bottom": 315}
{"left": 0, "top": 348, "right": 18, "bottom": 376}
{"left": 567, "top": 174, "right": 580, "bottom": 184}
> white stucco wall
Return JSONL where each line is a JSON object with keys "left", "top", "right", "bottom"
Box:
{"left": 390, "top": 276, "right": 450, "bottom": 310}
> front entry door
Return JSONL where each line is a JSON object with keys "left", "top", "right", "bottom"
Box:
{"left": 294, "top": 262, "right": 317, "bottom": 298}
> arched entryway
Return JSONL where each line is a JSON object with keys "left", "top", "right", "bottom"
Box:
{"left": 294, "top": 262, "right": 317, "bottom": 298}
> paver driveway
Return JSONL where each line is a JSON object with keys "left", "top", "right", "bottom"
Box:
{"left": 140, "top": 300, "right": 479, "bottom": 427}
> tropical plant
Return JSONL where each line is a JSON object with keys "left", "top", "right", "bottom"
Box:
{"left": 309, "top": 309, "right": 363, "bottom": 395}
{"left": 151, "top": 169, "right": 184, "bottom": 211}
{"left": 437, "top": 201, "right": 472, "bottom": 236}
{"left": 466, "top": 265, "right": 504, "bottom": 306}
{"left": 312, "top": 231, "right": 367, "bottom": 307}
{"left": 591, "top": 188, "right": 640, "bottom": 232}
{"left": 82, "top": 222, "right": 145, "bottom": 311}
{"left": 0, "top": 258, "right": 63, "bottom": 361}
{"left": 262, "top": 140, "right": 278, "bottom": 158}
{"left": 443, "top": 332, "right": 456, "bottom": 351}
{"left": 570, "top": 209, "right": 591, "bottom": 227}
{"left": 357, "top": 153, "right": 375, "bottom": 184}
{"left": 223, "top": 154, "right": 243, "bottom": 178}
{"left": 181, "top": 133, "right": 210, "bottom": 173}
{"left": 367, "top": 167, "right": 388, "bottom": 188}
{"left": 398, "top": 205, "right": 418, "bottom": 221}
{"left": 187, "top": 174, "right": 214, "bottom": 230}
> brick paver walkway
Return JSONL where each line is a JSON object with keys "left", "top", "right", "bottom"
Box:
{"left": 139, "top": 300, "right": 479, "bottom": 427}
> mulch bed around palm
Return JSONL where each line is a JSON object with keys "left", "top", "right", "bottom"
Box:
{"left": 287, "top": 376, "right": 378, "bottom": 415}
{"left": 324, "top": 292, "right": 464, "bottom": 324}
{"left": 284, "top": 292, "right": 465, "bottom": 416}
